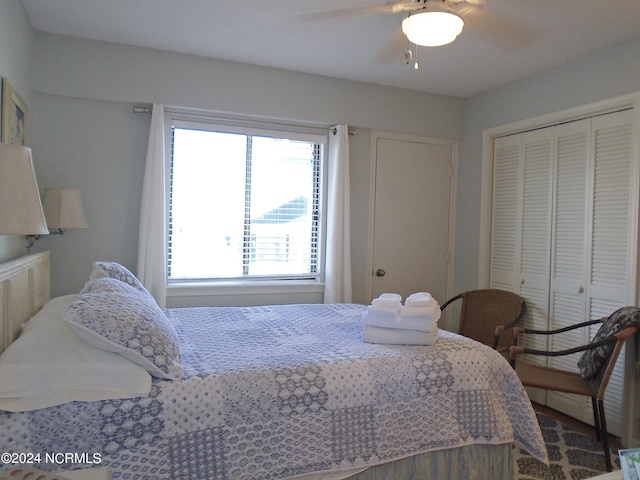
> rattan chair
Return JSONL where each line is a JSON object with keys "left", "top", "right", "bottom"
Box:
{"left": 440, "top": 289, "right": 526, "bottom": 352}
{"left": 510, "top": 307, "right": 640, "bottom": 472}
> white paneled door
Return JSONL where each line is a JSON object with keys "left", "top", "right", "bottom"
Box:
{"left": 370, "top": 133, "right": 456, "bottom": 308}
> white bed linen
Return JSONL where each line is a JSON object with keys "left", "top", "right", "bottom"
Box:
{"left": 0, "top": 296, "right": 151, "bottom": 412}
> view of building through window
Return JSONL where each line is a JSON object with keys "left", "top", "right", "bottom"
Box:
{"left": 168, "top": 122, "right": 323, "bottom": 280}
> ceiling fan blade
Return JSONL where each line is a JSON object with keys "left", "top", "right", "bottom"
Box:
{"left": 461, "top": 6, "right": 537, "bottom": 50}
{"left": 295, "top": 1, "right": 411, "bottom": 22}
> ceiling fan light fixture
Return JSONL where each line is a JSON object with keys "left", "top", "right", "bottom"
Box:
{"left": 402, "top": 11, "right": 464, "bottom": 47}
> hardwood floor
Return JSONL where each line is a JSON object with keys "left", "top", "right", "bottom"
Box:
{"left": 532, "top": 402, "right": 623, "bottom": 451}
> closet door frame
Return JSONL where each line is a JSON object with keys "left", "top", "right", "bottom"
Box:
{"left": 479, "top": 92, "right": 640, "bottom": 447}
{"left": 480, "top": 92, "right": 640, "bottom": 283}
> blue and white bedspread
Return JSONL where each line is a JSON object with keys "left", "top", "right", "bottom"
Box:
{"left": 0, "top": 303, "right": 547, "bottom": 479}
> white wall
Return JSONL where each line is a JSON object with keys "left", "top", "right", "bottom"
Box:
{"left": 30, "top": 94, "right": 150, "bottom": 295}
{"left": 0, "top": 0, "right": 34, "bottom": 262}
{"left": 28, "top": 33, "right": 465, "bottom": 301}
{"left": 10, "top": 8, "right": 640, "bottom": 304}
{"left": 455, "top": 37, "right": 640, "bottom": 294}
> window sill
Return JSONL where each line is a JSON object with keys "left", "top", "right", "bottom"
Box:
{"left": 166, "top": 280, "right": 325, "bottom": 307}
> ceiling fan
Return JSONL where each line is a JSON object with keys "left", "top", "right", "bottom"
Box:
{"left": 298, "top": 0, "right": 535, "bottom": 63}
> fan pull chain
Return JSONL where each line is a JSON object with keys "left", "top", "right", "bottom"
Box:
{"left": 404, "top": 44, "right": 420, "bottom": 70}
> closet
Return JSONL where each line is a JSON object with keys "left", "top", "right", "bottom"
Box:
{"left": 489, "top": 108, "right": 637, "bottom": 441}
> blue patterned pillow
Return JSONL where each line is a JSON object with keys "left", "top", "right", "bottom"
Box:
{"left": 577, "top": 306, "right": 640, "bottom": 384}
{"left": 63, "top": 283, "right": 182, "bottom": 380}
{"left": 80, "top": 277, "right": 139, "bottom": 296}
{"left": 90, "top": 261, "right": 152, "bottom": 298}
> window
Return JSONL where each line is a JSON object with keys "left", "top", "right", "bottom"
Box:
{"left": 167, "top": 117, "right": 325, "bottom": 282}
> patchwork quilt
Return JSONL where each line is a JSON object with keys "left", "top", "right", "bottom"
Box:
{"left": 0, "top": 303, "right": 547, "bottom": 479}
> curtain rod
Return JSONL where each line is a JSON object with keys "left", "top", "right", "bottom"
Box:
{"left": 132, "top": 105, "right": 355, "bottom": 135}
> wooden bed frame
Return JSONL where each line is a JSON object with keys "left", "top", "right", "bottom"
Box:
{"left": 0, "top": 253, "right": 111, "bottom": 480}
{"left": 0, "top": 251, "right": 50, "bottom": 355}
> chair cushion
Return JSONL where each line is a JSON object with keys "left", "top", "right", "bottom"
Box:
{"left": 577, "top": 306, "right": 640, "bottom": 383}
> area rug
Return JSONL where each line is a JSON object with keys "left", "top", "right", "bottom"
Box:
{"left": 514, "top": 413, "right": 621, "bottom": 480}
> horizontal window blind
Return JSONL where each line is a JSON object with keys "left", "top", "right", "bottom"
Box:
{"left": 167, "top": 117, "right": 324, "bottom": 281}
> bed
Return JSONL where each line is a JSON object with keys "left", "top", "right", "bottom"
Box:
{"left": 0, "top": 252, "right": 547, "bottom": 479}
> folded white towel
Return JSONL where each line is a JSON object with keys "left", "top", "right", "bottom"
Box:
{"left": 367, "top": 304, "right": 400, "bottom": 314}
{"left": 407, "top": 292, "right": 432, "bottom": 301}
{"left": 397, "top": 315, "right": 438, "bottom": 332}
{"left": 372, "top": 298, "right": 402, "bottom": 308}
{"left": 362, "top": 306, "right": 398, "bottom": 327}
{"left": 378, "top": 292, "right": 402, "bottom": 302}
{"left": 362, "top": 308, "right": 395, "bottom": 328}
{"left": 404, "top": 292, "right": 437, "bottom": 308}
{"left": 362, "top": 309, "right": 439, "bottom": 333}
{"left": 399, "top": 306, "right": 440, "bottom": 319}
{"left": 362, "top": 325, "right": 438, "bottom": 346}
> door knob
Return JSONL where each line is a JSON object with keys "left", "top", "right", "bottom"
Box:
{"left": 376, "top": 268, "right": 386, "bottom": 277}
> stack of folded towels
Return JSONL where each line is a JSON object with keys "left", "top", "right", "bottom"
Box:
{"left": 361, "top": 292, "right": 440, "bottom": 345}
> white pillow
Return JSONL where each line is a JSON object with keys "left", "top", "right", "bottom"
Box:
{"left": 0, "top": 295, "right": 152, "bottom": 412}
{"left": 63, "top": 284, "right": 183, "bottom": 380}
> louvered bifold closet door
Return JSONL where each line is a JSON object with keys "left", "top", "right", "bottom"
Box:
{"left": 546, "top": 110, "right": 635, "bottom": 436}
{"left": 490, "top": 135, "right": 521, "bottom": 291}
{"left": 517, "top": 129, "right": 553, "bottom": 372}
{"left": 490, "top": 131, "right": 553, "bottom": 396}
{"left": 546, "top": 118, "right": 592, "bottom": 417}
{"left": 489, "top": 107, "right": 638, "bottom": 441}
{"left": 586, "top": 109, "right": 635, "bottom": 436}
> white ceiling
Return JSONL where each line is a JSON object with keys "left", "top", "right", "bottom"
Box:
{"left": 21, "top": 0, "right": 640, "bottom": 98}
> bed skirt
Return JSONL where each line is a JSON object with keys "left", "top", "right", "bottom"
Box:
{"left": 296, "top": 443, "right": 514, "bottom": 480}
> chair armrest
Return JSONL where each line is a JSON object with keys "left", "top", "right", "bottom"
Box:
{"left": 509, "top": 345, "right": 525, "bottom": 360}
{"left": 513, "top": 326, "right": 526, "bottom": 338}
{"left": 616, "top": 325, "right": 639, "bottom": 342}
{"left": 509, "top": 332, "right": 624, "bottom": 360}
{"left": 440, "top": 294, "right": 462, "bottom": 311}
{"left": 494, "top": 314, "right": 525, "bottom": 337}
{"left": 515, "top": 318, "right": 603, "bottom": 336}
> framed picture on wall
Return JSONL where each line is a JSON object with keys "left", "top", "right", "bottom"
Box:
{"left": 1, "top": 77, "right": 27, "bottom": 145}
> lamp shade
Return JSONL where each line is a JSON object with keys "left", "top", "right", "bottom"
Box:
{"left": 42, "top": 188, "right": 89, "bottom": 229}
{"left": 402, "top": 11, "right": 464, "bottom": 47}
{"left": 0, "top": 143, "right": 49, "bottom": 235}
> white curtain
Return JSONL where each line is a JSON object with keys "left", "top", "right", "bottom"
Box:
{"left": 137, "top": 104, "right": 167, "bottom": 307}
{"left": 323, "top": 124, "right": 352, "bottom": 303}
